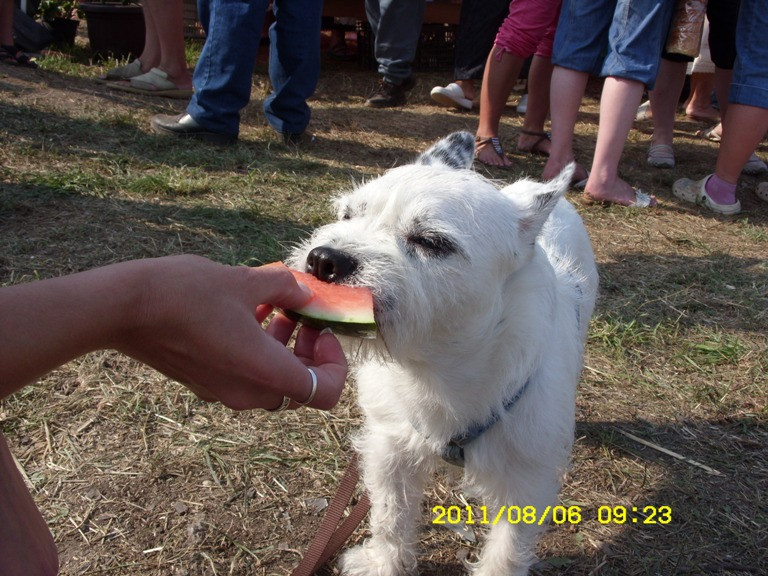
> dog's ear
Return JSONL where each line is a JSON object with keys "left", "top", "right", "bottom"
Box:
{"left": 502, "top": 163, "right": 575, "bottom": 245}
{"left": 415, "top": 131, "right": 475, "bottom": 170}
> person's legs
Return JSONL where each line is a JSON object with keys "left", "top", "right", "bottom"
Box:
{"left": 366, "top": 0, "right": 425, "bottom": 84}
{"left": 715, "top": 0, "right": 768, "bottom": 187}
{"left": 518, "top": 55, "right": 553, "bottom": 154}
{"left": 542, "top": 0, "right": 613, "bottom": 182}
{"left": 452, "top": 0, "right": 512, "bottom": 100}
{"left": 0, "top": 0, "right": 14, "bottom": 46}
{"left": 475, "top": 0, "right": 561, "bottom": 165}
{"left": 647, "top": 58, "right": 687, "bottom": 159}
{"left": 716, "top": 104, "right": 768, "bottom": 183}
{"left": 584, "top": 0, "right": 674, "bottom": 204}
{"left": 673, "top": 0, "right": 767, "bottom": 213}
{"left": 186, "top": 0, "right": 268, "bottom": 136}
{"left": 475, "top": 49, "right": 526, "bottom": 166}
{"left": 541, "top": 66, "right": 588, "bottom": 181}
{"left": 264, "top": 0, "right": 323, "bottom": 137}
{"left": 584, "top": 76, "right": 651, "bottom": 204}
{"left": 684, "top": 17, "right": 719, "bottom": 121}
{"left": 685, "top": 72, "right": 719, "bottom": 120}
{"left": 138, "top": 0, "right": 161, "bottom": 71}
{"left": 154, "top": 0, "right": 191, "bottom": 88}
{"left": 136, "top": 0, "right": 191, "bottom": 90}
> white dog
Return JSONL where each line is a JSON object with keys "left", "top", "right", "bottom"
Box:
{"left": 288, "top": 132, "right": 598, "bottom": 576}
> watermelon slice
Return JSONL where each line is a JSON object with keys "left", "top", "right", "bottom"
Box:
{"left": 266, "top": 262, "right": 376, "bottom": 338}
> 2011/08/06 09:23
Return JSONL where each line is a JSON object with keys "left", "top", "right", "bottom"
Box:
{"left": 431, "top": 504, "right": 673, "bottom": 526}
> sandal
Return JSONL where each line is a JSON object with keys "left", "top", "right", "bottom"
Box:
{"left": 99, "top": 58, "right": 143, "bottom": 82}
{"left": 517, "top": 130, "right": 551, "bottom": 156}
{"left": 474, "top": 136, "right": 512, "bottom": 168}
{"left": 647, "top": 144, "right": 675, "bottom": 169}
{"left": 0, "top": 44, "right": 38, "bottom": 69}
{"left": 696, "top": 124, "right": 721, "bottom": 142}
{"left": 108, "top": 68, "right": 193, "bottom": 99}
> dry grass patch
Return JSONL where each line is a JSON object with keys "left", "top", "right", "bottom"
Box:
{"left": 1, "top": 37, "right": 766, "bottom": 576}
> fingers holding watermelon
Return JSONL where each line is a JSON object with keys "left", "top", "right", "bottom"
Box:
{"left": 292, "top": 325, "right": 348, "bottom": 410}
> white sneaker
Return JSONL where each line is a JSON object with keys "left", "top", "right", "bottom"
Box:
{"left": 516, "top": 93, "right": 528, "bottom": 114}
{"left": 430, "top": 83, "right": 473, "bottom": 110}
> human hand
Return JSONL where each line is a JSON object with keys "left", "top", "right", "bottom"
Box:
{"left": 115, "top": 256, "right": 347, "bottom": 411}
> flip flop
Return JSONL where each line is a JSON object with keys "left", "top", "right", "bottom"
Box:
{"left": 517, "top": 130, "right": 550, "bottom": 156}
{"left": 586, "top": 188, "right": 656, "bottom": 208}
{"left": 647, "top": 144, "right": 675, "bottom": 168}
{"left": 696, "top": 124, "right": 721, "bottom": 142}
{"left": 672, "top": 175, "right": 741, "bottom": 215}
{"left": 97, "top": 58, "right": 142, "bottom": 84}
{"left": 108, "top": 68, "right": 193, "bottom": 99}
{"left": 635, "top": 100, "right": 651, "bottom": 121}
{"left": 474, "top": 136, "right": 512, "bottom": 168}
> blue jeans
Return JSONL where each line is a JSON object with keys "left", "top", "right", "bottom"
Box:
{"left": 552, "top": 0, "right": 675, "bottom": 88}
{"left": 188, "top": 0, "right": 322, "bottom": 137}
{"left": 365, "top": 0, "right": 426, "bottom": 83}
{"left": 730, "top": 0, "right": 768, "bottom": 109}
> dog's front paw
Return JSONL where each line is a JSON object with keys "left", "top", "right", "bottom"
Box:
{"left": 338, "top": 540, "right": 417, "bottom": 576}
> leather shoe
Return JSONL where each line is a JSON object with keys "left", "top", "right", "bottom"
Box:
{"left": 150, "top": 113, "right": 237, "bottom": 145}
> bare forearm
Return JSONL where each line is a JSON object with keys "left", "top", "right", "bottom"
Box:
{"left": 0, "top": 261, "right": 141, "bottom": 397}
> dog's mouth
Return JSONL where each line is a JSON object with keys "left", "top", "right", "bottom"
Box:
{"left": 301, "top": 245, "right": 394, "bottom": 337}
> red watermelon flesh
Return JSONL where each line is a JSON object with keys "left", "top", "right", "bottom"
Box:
{"left": 266, "top": 262, "right": 376, "bottom": 338}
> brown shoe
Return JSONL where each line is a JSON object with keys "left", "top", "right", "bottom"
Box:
{"left": 366, "top": 76, "right": 416, "bottom": 108}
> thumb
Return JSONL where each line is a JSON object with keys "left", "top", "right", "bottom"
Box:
{"left": 250, "top": 263, "right": 312, "bottom": 312}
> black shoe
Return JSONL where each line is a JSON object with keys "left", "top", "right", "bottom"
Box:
{"left": 150, "top": 113, "right": 237, "bottom": 145}
{"left": 366, "top": 76, "right": 416, "bottom": 108}
{"left": 279, "top": 131, "right": 304, "bottom": 145}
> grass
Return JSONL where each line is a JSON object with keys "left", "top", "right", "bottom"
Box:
{"left": 1, "top": 29, "right": 767, "bottom": 576}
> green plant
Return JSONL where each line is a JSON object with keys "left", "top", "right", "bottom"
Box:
{"left": 36, "top": 0, "right": 84, "bottom": 21}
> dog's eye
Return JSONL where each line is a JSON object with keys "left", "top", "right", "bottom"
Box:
{"left": 406, "top": 232, "right": 457, "bottom": 257}
{"left": 339, "top": 202, "right": 366, "bottom": 221}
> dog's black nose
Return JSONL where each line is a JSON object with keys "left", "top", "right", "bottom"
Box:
{"left": 306, "top": 246, "right": 358, "bottom": 283}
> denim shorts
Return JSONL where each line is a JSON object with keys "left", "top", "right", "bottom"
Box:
{"left": 552, "top": 0, "right": 675, "bottom": 88}
{"left": 730, "top": 0, "right": 768, "bottom": 108}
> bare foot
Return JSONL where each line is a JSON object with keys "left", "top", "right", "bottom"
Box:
{"left": 517, "top": 130, "right": 551, "bottom": 156}
{"left": 585, "top": 176, "right": 657, "bottom": 207}
{"left": 685, "top": 107, "right": 720, "bottom": 123}
{"left": 542, "top": 158, "right": 588, "bottom": 186}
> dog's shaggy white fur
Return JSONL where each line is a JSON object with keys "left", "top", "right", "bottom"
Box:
{"left": 288, "top": 132, "right": 598, "bottom": 576}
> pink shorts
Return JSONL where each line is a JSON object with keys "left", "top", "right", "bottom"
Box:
{"left": 494, "top": 0, "right": 562, "bottom": 60}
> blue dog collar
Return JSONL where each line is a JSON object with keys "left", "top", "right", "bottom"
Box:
{"left": 440, "top": 377, "right": 532, "bottom": 467}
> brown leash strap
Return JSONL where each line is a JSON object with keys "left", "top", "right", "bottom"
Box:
{"left": 291, "top": 453, "right": 371, "bottom": 576}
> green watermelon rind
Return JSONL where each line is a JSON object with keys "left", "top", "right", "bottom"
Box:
{"left": 279, "top": 308, "right": 377, "bottom": 338}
